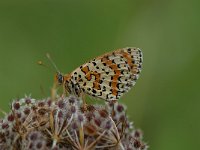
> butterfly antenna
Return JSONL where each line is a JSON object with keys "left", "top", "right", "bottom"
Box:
{"left": 37, "top": 60, "right": 54, "bottom": 73}
{"left": 46, "top": 53, "right": 60, "bottom": 73}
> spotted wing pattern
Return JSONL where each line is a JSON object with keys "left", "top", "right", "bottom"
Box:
{"left": 70, "top": 47, "right": 143, "bottom": 101}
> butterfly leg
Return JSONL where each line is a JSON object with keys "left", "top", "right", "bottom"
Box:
{"left": 61, "top": 84, "right": 67, "bottom": 98}
{"left": 51, "top": 79, "right": 66, "bottom": 100}
{"left": 80, "top": 94, "right": 88, "bottom": 112}
{"left": 105, "top": 99, "right": 117, "bottom": 105}
{"left": 51, "top": 82, "right": 58, "bottom": 100}
{"left": 106, "top": 100, "right": 117, "bottom": 117}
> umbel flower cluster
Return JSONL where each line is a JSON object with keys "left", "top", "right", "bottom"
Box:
{"left": 0, "top": 96, "right": 148, "bottom": 150}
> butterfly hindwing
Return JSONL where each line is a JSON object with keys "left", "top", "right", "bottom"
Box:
{"left": 70, "top": 47, "right": 143, "bottom": 101}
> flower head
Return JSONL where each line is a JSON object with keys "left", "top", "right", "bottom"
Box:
{"left": 0, "top": 96, "right": 148, "bottom": 150}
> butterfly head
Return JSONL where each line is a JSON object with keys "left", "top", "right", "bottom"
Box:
{"left": 55, "top": 72, "right": 64, "bottom": 85}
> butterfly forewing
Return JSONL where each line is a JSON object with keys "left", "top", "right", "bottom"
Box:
{"left": 70, "top": 47, "right": 143, "bottom": 101}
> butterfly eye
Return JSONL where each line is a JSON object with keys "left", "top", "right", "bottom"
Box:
{"left": 57, "top": 73, "right": 63, "bottom": 84}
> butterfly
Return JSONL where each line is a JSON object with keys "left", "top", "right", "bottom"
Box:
{"left": 54, "top": 47, "right": 143, "bottom": 102}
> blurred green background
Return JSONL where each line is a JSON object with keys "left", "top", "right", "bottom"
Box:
{"left": 0, "top": 0, "right": 199, "bottom": 149}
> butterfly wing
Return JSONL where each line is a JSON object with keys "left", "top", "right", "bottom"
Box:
{"left": 70, "top": 47, "right": 143, "bottom": 101}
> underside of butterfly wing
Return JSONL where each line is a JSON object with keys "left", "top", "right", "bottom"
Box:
{"left": 69, "top": 47, "right": 143, "bottom": 101}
